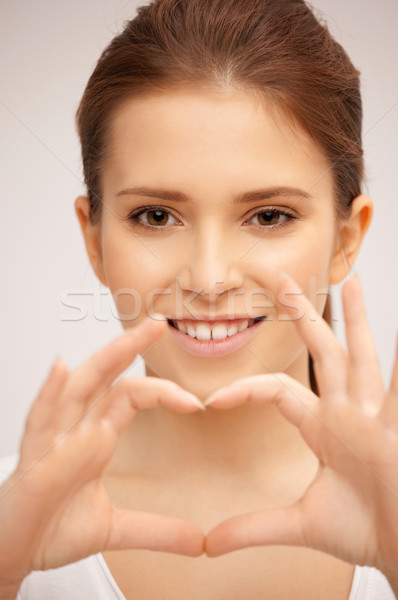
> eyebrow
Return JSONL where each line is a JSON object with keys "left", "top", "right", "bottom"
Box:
{"left": 115, "top": 185, "right": 312, "bottom": 203}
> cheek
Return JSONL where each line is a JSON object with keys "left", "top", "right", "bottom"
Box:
{"left": 101, "top": 232, "right": 173, "bottom": 322}
{"left": 249, "top": 226, "right": 335, "bottom": 313}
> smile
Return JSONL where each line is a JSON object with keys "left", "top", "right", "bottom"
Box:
{"left": 167, "top": 316, "right": 266, "bottom": 340}
{"left": 167, "top": 316, "right": 267, "bottom": 357}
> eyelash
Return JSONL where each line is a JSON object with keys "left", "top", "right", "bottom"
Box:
{"left": 126, "top": 205, "right": 298, "bottom": 232}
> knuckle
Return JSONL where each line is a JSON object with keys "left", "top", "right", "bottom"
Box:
{"left": 162, "top": 379, "right": 182, "bottom": 395}
{"left": 112, "top": 378, "right": 134, "bottom": 400}
{"left": 115, "top": 377, "right": 128, "bottom": 393}
{"left": 316, "top": 344, "right": 346, "bottom": 366}
{"left": 275, "top": 372, "right": 292, "bottom": 392}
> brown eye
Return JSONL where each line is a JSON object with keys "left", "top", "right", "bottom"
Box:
{"left": 246, "top": 208, "right": 296, "bottom": 230}
{"left": 146, "top": 210, "right": 169, "bottom": 226}
{"left": 128, "top": 207, "right": 179, "bottom": 229}
{"left": 256, "top": 211, "right": 281, "bottom": 226}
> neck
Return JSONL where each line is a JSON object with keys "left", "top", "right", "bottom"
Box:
{"left": 106, "top": 350, "right": 317, "bottom": 489}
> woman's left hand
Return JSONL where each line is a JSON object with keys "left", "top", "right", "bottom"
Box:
{"left": 204, "top": 274, "right": 398, "bottom": 579}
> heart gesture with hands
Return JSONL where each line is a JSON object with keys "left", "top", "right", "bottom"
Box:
{"left": 1, "top": 273, "right": 398, "bottom": 594}
{"left": 205, "top": 274, "right": 398, "bottom": 582}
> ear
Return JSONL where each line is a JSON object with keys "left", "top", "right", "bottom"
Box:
{"left": 329, "top": 194, "right": 373, "bottom": 285}
{"left": 74, "top": 196, "right": 108, "bottom": 287}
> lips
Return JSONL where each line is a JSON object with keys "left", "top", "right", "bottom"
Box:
{"left": 166, "top": 316, "right": 267, "bottom": 357}
{"left": 167, "top": 316, "right": 266, "bottom": 340}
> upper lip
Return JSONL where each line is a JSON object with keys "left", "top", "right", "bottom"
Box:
{"left": 167, "top": 315, "right": 266, "bottom": 321}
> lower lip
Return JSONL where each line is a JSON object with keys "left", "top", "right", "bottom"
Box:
{"left": 167, "top": 320, "right": 265, "bottom": 357}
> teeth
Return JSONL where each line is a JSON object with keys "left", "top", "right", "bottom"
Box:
{"left": 227, "top": 325, "right": 239, "bottom": 336}
{"left": 195, "top": 324, "right": 212, "bottom": 341}
{"left": 212, "top": 324, "right": 228, "bottom": 340}
{"left": 177, "top": 321, "right": 187, "bottom": 334}
{"left": 238, "top": 320, "right": 249, "bottom": 332}
{"left": 187, "top": 325, "right": 196, "bottom": 338}
{"left": 174, "top": 319, "right": 256, "bottom": 339}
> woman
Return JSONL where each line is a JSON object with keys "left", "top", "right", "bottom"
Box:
{"left": 0, "top": 0, "right": 397, "bottom": 598}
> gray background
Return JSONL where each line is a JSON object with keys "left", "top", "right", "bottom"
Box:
{"left": 0, "top": 0, "right": 397, "bottom": 457}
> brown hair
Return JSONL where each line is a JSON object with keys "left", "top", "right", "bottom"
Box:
{"left": 76, "top": 0, "right": 364, "bottom": 394}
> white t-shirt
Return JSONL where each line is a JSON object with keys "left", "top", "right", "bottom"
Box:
{"left": 1, "top": 455, "right": 395, "bottom": 600}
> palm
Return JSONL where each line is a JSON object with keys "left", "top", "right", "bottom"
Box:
{"left": 0, "top": 319, "right": 204, "bottom": 580}
{"left": 16, "top": 421, "right": 121, "bottom": 570}
{"left": 30, "top": 480, "right": 117, "bottom": 570}
{"left": 301, "top": 400, "right": 398, "bottom": 565}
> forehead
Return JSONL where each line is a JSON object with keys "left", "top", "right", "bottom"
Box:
{"left": 103, "top": 88, "right": 334, "bottom": 203}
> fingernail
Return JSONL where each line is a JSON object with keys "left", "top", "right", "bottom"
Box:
{"left": 203, "top": 396, "right": 216, "bottom": 407}
{"left": 350, "top": 271, "right": 361, "bottom": 285}
{"left": 279, "top": 271, "right": 292, "bottom": 282}
{"left": 183, "top": 392, "right": 206, "bottom": 411}
{"left": 278, "top": 272, "right": 302, "bottom": 292}
{"left": 347, "top": 271, "right": 362, "bottom": 291}
{"left": 138, "top": 313, "right": 166, "bottom": 327}
{"left": 124, "top": 314, "right": 167, "bottom": 334}
{"left": 203, "top": 389, "right": 228, "bottom": 407}
{"left": 50, "top": 355, "right": 62, "bottom": 373}
{"left": 149, "top": 313, "right": 167, "bottom": 322}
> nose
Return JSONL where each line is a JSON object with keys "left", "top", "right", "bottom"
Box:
{"left": 178, "top": 226, "right": 244, "bottom": 298}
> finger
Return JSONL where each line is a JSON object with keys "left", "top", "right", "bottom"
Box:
{"left": 342, "top": 277, "right": 379, "bottom": 364}
{"left": 205, "top": 505, "right": 303, "bottom": 557}
{"left": 278, "top": 273, "right": 347, "bottom": 399}
{"left": 55, "top": 317, "right": 167, "bottom": 428}
{"left": 205, "top": 373, "right": 318, "bottom": 433}
{"left": 24, "top": 358, "right": 69, "bottom": 434}
{"left": 382, "top": 332, "right": 398, "bottom": 424}
{"left": 106, "top": 508, "right": 205, "bottom": 557}
{"left": 342, "top": 277, "right": 384, "bottom": 409}
{"left": 389, "top": 333, "right": 398, "bottom": 398}
{"left": 92, "top": 376, "right": 204, "bottom": 432}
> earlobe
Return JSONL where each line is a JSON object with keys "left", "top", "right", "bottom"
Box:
{"left": 74, "top": 196, "right": 108, "bottom": 287}
{"left": 329, "top": 194, "right": 373, "bottom": 285}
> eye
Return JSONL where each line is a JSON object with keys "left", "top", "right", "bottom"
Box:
{"left": 126, "top": 205, "right": 297, "bottom": 232}
{"left": 127, "top": 206, "right": 180, "bottom": 230}
{"left": 245, "top": 208, "right": 297, "bottom": 230}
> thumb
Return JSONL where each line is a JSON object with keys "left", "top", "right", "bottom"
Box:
{"left": 106, "top": 507, "right": 205, "bottom": 557}
{"left": 205, "top": 505, "right": 304, "bottom": 557}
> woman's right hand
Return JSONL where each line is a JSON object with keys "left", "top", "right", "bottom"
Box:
{"left": 0, "top": 317, "right": 205, "bottom": 588}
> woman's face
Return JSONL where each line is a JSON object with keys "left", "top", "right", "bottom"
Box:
{"left": 85, "top": 88, "right": 345, "bottom": 399}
